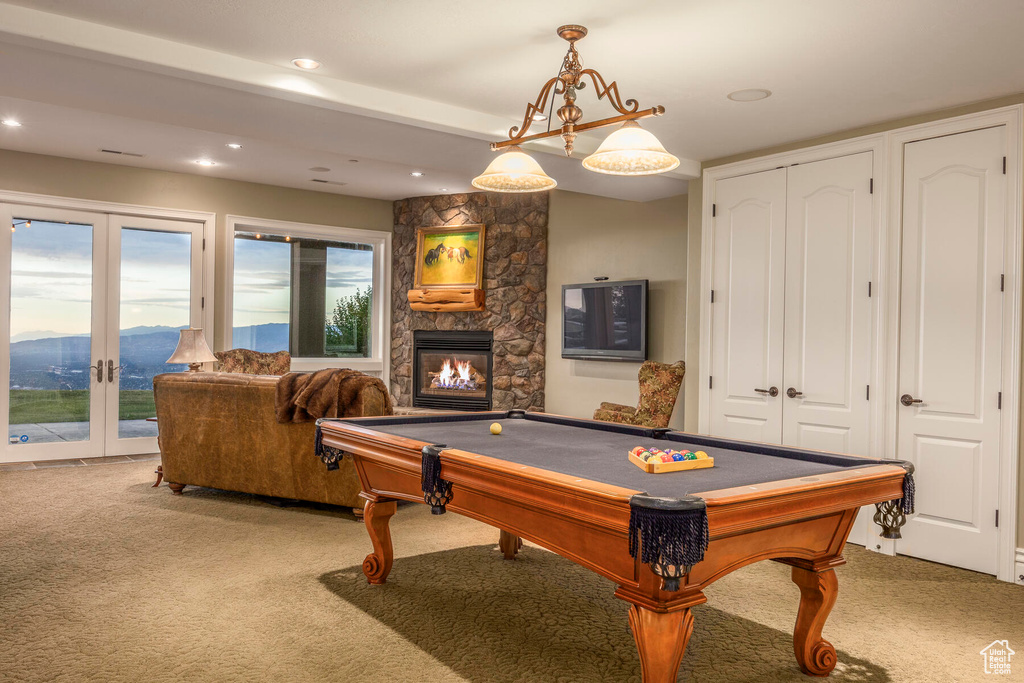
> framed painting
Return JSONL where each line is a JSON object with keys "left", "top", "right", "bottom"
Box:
{"left": 413, "top": 224, "right": 486, "bottom": 290}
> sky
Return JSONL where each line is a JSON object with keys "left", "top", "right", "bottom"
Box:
{"left": 9, "top": 221, "right": 192, "bottom": 340}
{"left": 9, "top": 222, "right": 374, "bottom": 342}
{"left": 232, "top": 237, "right": 374, "bottom": 330}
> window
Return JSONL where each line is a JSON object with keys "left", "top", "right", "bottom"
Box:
{"left": 225, "top": 217, "right": 389, "bottom": 374}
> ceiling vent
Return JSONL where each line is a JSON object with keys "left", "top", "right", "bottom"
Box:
{"left": 310, "top": 178, "right": 347, "bottom": 186}
{"left": 99, "top": 148, "right": 146, "bottom": 158}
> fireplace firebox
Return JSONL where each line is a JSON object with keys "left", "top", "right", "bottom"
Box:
{"left": 413, "top": 330, "right": 493, "bottom": 411}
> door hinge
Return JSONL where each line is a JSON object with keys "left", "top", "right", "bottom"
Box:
{"left": 868, "top": 281, "right": 872, "bottom": 298}
{"left": 866, "top": 385, "right": 870, "bottom": 400}
{"left": 998, "top": 391, "right": 1002, "bottom": 409}
{"left": 710, "top": 290, "right": 715, "bottom": 303}
{"left": 869, "top": 178, "right": 874, "bottom": 194}
{"left": 1003, "top": 156, "right": 1007, "bottom": 174}
{"left": 996, "top": 509, "right": 1000, "bottom": 527}
{"left": 202, "top": 237, "right": 206, "bottom": 250}
{"left": 201, "top": 296, "right": 205, "bottom": 309}
{"left": 709, "top": 376, "right": 713, "bottom": 390}
{"left": 712, "top": 203, "right": 716, "bottom": 217}
{"left": 1000, "top": 274, "right": 1005, "bottom": 292}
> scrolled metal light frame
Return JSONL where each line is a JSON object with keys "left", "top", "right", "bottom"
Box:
{"left": 491, "top": 25, "right": 666, "bottom": 157}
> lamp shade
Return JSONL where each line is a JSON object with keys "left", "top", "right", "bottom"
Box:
{"left": 471, "top": 146, "right": 557, "bottom": 193}
{"left": 167, "top": 328, "right": 218, "bottom": 371}
{"left": 582, "top": 121, "right": 680, "bottom": 176}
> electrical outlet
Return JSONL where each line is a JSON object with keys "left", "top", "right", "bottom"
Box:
{"left": 1016, "top": 559, "right": 1024, "bottom": 586}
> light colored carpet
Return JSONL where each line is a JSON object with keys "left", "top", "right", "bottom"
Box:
{"left": 1, "top": 461, "right": 1021, "bottom": 683}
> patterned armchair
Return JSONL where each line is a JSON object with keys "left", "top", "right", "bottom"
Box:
{"left": 214, "top": 348, "right": 291, "bottom": 375}
{"left": 592, "top": 360, "right": 685, "bottom": 429}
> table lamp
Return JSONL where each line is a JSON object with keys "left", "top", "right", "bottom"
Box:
{"left": 167, "top": 328, "right": 218, "bottom": 372}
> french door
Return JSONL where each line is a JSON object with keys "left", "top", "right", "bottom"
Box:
{"left": 708, "top": 153, "right": 875, "bottom": 452}
{"left": 2, "top": 204, "right": 206, "bottom": 462}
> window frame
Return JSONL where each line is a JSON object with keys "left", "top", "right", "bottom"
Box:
{"left": 222, "top": 215, "right": 391, "bottom": 382}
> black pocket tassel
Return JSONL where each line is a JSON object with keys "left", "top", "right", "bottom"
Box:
{"left": 629, "top": 504, "right": 709, "bottom": 569}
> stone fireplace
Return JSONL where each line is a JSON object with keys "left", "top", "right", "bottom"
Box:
{"left": 413, "top": 330, "right": 493, "bottom": 411}
{"left": 392, "top": 192, "right": 548, "bottom": 411}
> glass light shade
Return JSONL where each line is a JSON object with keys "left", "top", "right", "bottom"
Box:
{"left": 471, "top": 147, "right": 557, "bottom": 193}
{"left": 167, "top": 328, "right": 218, "bottom": 371}
{"left": 582, "top": 121, "right": 680, "bottom": 176}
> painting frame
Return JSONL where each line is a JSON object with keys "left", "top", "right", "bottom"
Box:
{"left": 413, "top": 224, "right": 487, "bottom": 290}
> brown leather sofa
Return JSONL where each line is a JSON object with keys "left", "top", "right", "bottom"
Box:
{"left": 153, "top": 372, "right": 389, "bottom": 513}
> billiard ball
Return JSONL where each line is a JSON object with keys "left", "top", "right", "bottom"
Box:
{"left": 490, "top": 422, "right": 502, "bottom": 435}
{"left": 672, "top": 453, "right": 685, "bottom": 462}
{"left": 694, "top": 451, "right": 708, "bottom": 459}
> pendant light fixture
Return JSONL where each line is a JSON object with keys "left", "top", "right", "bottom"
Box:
{"left": 473, "top": 25, "right": 678, "bottom": 192}
{"left": 582, "top": 120, "right": 680, "bottom": 175}
{"left": 471, "top": 146, "right": 557, "bottom": 192}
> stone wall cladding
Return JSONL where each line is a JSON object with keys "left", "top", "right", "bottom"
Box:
{"left": 391, "top": 192, "right": 548, "bottom": 411}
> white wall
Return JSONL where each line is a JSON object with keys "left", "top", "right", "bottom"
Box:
{"left": 544, "top": 190, "right": 688, "bottom": 428}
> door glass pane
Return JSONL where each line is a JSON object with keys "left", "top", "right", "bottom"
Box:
{"left": 8, "top": 219, "right": 94, "bottom": 445}
{"left": 117, "top": 228, "right": 191, "bottom": 438}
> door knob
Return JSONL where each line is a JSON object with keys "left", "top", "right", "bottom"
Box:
{"left": 94, "top": 359, "right": 104, "bottom": 383}
{"left": 900, "top": 394, "right": 923, "bottom": 407}
{"left": 754, "top": 386, "right": 779, "bottom": 397}
{"left": 107, "top": 359, "right": 123, "bottom": 383}
{"left": 787, "top": 387, "right": 803, "bottom": 399}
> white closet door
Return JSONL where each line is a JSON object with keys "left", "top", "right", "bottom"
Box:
{"left": 782, "top": 153, "right": 874, "bottom": 455}
{"left": 709, "top": 169, "right": 787, "bottom": 442}
{"left": 896, "top": 126, "right": 1005, "bottom": 574}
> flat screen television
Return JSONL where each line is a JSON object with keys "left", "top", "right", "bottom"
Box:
{"left": 561, "top": 279, "right": 648, "bottom": 361}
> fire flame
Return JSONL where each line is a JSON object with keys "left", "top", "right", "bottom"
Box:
{"left": 436, "top": 357, "right": 476, "bottom": 390}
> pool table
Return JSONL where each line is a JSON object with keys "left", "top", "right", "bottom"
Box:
{"left": 316, "top": 410, "right": 914, "bottom": 683}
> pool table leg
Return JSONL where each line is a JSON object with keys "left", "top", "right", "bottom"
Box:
{"left": 627, "top": 603, "right": 694, "bottom": 683}
{"left": 791, "top": 564, "right": 839, "bottom": 676}
{"left": 361, "top": 498, "right": 397, "bottom": 585}
{"left": 498, "top": 530, "right": 522, "bottom": 560}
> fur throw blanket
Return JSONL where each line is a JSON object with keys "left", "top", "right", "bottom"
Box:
{"left": 275, "top": 368, "right": 393, "bottom": 423}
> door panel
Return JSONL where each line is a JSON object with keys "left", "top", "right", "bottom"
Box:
{"left": 709, "top": 169, "right": 787, "bottom": 442}
{"left": 896, "top": 126, "right": 1005, "bottom": 574}
{"left": 104, "top": 216, "right": 204, "bottom": 456}
{"left": 782, "top": 153, "right": 874, "bottom": 455}
{"left": 3, "top": 207, "right": 108, "bottom": 462}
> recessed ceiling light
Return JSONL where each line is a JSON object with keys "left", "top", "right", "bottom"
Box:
{"left": 727, "top": 88, "right": 772, "bottom": 102}
{"left": 309, "top": 166, "right": 331, "bottom": 172}
{"left": 195, "top": 159, "right": 216, "bottom": 166}
{"left": 410, "top": 171, "right": 424, "bottom": 177}
{"left": 532, "top": 113, "right": 547, "bottom": 121}
{"left": 1, "top": 119, "right": 22, "bottom": 127}
{"left": 439, "top": 188, "right": 449, "bottom": 192}
{"left": 291, "top": 58, "right": 321, "bottom": 70}
{"left": 226, "top": 143, "right": 242, "bottom": 149}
